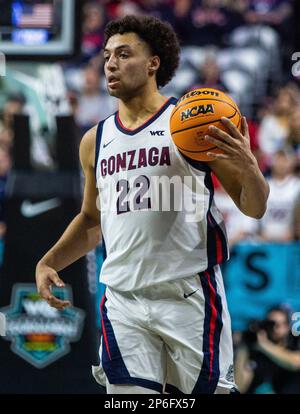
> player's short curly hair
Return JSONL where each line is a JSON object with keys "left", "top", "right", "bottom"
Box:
{"left": 104, "top": 15, "right": 180, "bottom": 89}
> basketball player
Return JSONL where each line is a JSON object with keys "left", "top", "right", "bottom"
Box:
{"left": 35, "top": 15, "right": 269, "bottom": 394}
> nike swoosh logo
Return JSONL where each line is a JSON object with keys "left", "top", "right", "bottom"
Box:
{"left": 183, "top": 289, "right": 199, "bottom": 299}
{"left": 21, "top": 198, "right": 61, "bottom": 218}
{"left": 103, "top": 139, "right": 115, "bottom": 148}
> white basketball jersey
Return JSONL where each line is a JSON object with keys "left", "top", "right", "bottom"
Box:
{"left": 95, "top": 98, "right": 228, "bottom": 291}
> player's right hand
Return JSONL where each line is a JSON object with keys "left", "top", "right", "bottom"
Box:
{"left": 35, "top": 262, "right": 71, "bottom": 310}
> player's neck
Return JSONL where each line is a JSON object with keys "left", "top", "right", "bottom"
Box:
{"left": 118, "top": 89, "right": 167, "bottom": 130}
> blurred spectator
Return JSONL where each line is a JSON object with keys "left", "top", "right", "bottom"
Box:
{"left": 75, "top": 65, "right": 117, "bottom": 133}
{"left": 244, "top": 0, "right": 294, "bottom": 70}
{"left": 0, "top": 144, "right": 11, "bottom": 239}
{"left": 258, "top": 86, "right": 298, "bottom": 165}
{"left": 81, "top": 2, "right": 106, "bottom": 63}
{"left": 174, "top": 0, "right": 244, "bottom": 46}
{"left": 173, "top": 0, "right": 192, "bottom": 44}
{"left": 293, "top": 196, "right": 300, "bottom": 240}
{"left": 106, "top": 0, "right": 143, "bottom": 19}
{"left": 188, "top": 52, "right": 227, "bottom": 92}
{"left": 0, "top": 144, "right": 12, "bottom": 177}
{"left": 140, "top": 0, "right": 177, "bottom": 26}
{"left": 67, "top": 89, "right": 79, "bottom": 119}
{"left": 246, "top": 118, "right": 266, "bottom": 171}
{"left": 0, "top": 92, "right": 26, "bottom": 151}
{"left": 244, "top": 0, "right": 292, "bottom": 33}
{"left": 235, "top": 305, "right": 300, "bottom": 394}
{"left": 116, "top": 1, "right": 143, "bottom": 17}
{"left": 226, "top": 0, "right": 250, "bottom": 15}
{"left": 0, "top": 92, "right": 53, "bottom": 170}
{"left": 287, "top": 106, "right": 300, "bottom": 158}
{"left": 256, "top": 149, "right": 300, "bottom": 242}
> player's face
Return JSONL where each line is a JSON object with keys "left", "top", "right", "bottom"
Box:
{"left": 104, "top": 33, "right": 155, "bottom": 99}
{"left": 271, "top": 153, "right": 293, "bottom": 177}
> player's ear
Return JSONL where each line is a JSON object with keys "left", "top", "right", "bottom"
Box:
{"left": 148, "top": 55, "right": 160, "bottom": 75}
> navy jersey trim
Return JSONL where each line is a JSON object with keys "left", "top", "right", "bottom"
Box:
{"left": 94, "top": 120, "right": 105, "bottom": 178}
{"left": 102, "top": 237, "right": 107, "bottom": 261}
{"left": 204, "top": 172, "right": 228, "bottom": 268}
{"left": 114, "top": 97, "right": 177, "bottom": 136}
{"left": 192, "top": 268, "right": 223, "bottom": 394}
{"left": 165, "top": 383, "right": 185, "bottom": 394}
{"left": 95, "top": 113, "right": 116, "bottom": 177}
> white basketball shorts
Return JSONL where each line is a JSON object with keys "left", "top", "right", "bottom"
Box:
{"left": 92, "top": 265, "right": 236, "bottom": 394}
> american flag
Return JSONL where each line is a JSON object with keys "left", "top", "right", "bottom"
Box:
{"left": 17, "top": 4, "right": 53, "bottom": 28}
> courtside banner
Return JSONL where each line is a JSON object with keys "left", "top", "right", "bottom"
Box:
{"left": 225, "top": 242, "right": 300, "bottom": 331}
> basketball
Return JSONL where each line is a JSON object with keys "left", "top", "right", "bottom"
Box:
{"left": 170, "top": 88, "right": 242, "bottom": 161}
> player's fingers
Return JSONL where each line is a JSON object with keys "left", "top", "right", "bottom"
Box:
{"left": 37, "top": 271, "right": 66, "bottom": 305}
{"left": 208, "top": 125, "right": 237, "bottom": 146}
{"left": 241, "top": 116, "right": 250, "bottom": 139}
{"left": 48, "top": 272, "right": 65, "bottom": 288}
{"left": 206, "top": 152, "right": 230, "bottom": 160}
{"left": 46, "top": 295, "right": 71, "bottom": 310}
{"left": 205, "top": 135, "right": 236, "bottom": 153}
{"left": 220, "top": 117, "right": 243, "bottom": 140}
{"left": 38, "top": 284, "right": 53, "bottom": 301}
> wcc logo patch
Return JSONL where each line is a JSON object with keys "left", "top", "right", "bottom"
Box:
{"left": 0, "top": 284, "right": 85, "bottom": 369}
{"left": 180, "top": 104, "right": 214, "bottom": 121}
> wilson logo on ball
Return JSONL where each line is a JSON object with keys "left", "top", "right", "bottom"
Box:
{"left": 177, "top": 89, "right": 220, "bottom": 105}
{"left": 180, "top": 104, "right": 215, "bottom": 121}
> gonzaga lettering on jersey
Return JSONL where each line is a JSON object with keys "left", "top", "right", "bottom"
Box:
{"left": 100, "top": 147, "right": 171, "bottom": 176}
{"left": 95, "top": 97, "right": 229, "bottom": 291}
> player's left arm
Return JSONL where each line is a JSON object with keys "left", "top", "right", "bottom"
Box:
{"left": 206, "top": 116, "right": 269, "bottom": 219}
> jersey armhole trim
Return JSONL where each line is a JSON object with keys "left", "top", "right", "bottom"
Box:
{"left": 94, "top": 120, "right": 105, "bottom": 178}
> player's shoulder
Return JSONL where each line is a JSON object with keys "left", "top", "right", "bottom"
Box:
{"left": 80, "top": 114, "right": 116, "bottom": 164}
{"left": 80, "top": 124, "right": 98, "bottom": 169}
{"left": 80, "top": 125, "right": 98, "bottom": 152}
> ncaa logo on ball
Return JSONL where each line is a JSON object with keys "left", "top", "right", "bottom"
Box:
{"left": 180, "top": 104, "right": 215, "bottom": 122}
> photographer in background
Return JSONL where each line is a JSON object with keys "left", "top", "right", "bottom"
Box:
{"left": 235, "top": 305, "right": 300, "bottom": 393}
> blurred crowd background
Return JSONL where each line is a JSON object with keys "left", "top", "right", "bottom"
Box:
{"left": 1, "top": 0, "right": 300, "bottom": 394}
